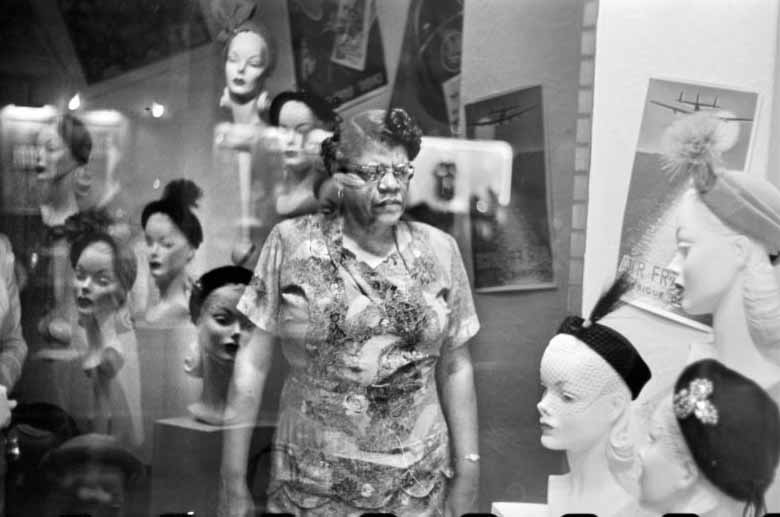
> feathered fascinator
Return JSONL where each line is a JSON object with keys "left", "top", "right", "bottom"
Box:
{"left": 557, "top": 274, "right": 651, "bottom": 399}
{"left": 660, "top": 111, "right": 780, "bottom": 254}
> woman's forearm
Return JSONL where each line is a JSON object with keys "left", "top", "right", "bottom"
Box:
{"left": 438, "top": 345, "right": 479, "bottom": 463}
{"left": 221, "top": 327, "right": 274, "bottom": 479}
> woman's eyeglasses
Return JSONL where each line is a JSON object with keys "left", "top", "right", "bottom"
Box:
{"left": 340, "top": 162, "right": 415, "bottom": 183}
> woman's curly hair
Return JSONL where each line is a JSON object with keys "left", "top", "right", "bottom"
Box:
{"left": 320, "top": 108, "right": 422, "bottom": 175}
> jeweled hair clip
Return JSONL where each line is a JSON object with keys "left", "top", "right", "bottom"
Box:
{"left": 673, "top": 378, "right": 719, "bottom": 425}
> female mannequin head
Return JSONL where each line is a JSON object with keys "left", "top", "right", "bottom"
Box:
{"left": 36, "top": 114, "right": 93, "bottom": 223}
{"left": 215, "top": 0, "right": 276, "bottom": 121}
{"left": 538, "top": 333, "right": 631, "bottom": 454}
{"left": 66, "top": 209, "right": 137, "bottom": 316}
{"left": 141, "top": 179, "right": 203, "bottom": 289}
{"left": 224, "top": 27, "right": 273, "bottom": 103}
{"left": 268, "top": 90, "right": 338, "bottom": 175}
{"left": 663, "top": 112, "right": 780, "bottom": 360}
{"left": 186, "top": 265, "right": 253, "bottom": 424}
{"left": 638, "top": 359, "right": 780, "bottom": 516}
{"left": 539, "top": 277, "right": 651, "bottom": 457}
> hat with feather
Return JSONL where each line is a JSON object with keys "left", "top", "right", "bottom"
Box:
{"left": 661, "top": 111, "right": 780, "bottom": 255}
{"left": 556, "top": 274, "right": 651, "bottom": 399}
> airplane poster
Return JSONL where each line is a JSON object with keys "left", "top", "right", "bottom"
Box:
{"left": 617, "top": 78, "right": 758, "bottom": 330}
{"left": 464, "top": 85, "right": 555, "bottom": 291}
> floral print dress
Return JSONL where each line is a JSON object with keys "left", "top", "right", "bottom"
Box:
{"left": 238, "top": 213, "right": 479, "bottom": 516}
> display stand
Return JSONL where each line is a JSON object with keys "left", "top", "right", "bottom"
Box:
{"left": 149, "top": 416, "right": 275, "bottom": 516}
{"left": 491, "top": 501, "right": 548, "bottom": 517}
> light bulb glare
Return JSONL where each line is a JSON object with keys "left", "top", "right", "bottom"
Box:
{"left": 68, "top": 94, "right": 81, "bottom": 111}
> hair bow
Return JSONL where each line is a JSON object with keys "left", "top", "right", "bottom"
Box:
{"left": 213, "top": 0, "right": 257, "bottom": 43}
{"left": 673, "top": 378, "right": 719, "bottom": 425}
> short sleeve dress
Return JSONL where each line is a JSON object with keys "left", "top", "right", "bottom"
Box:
{"left": 237, "top": 213, "right": 479, "bottom": 516}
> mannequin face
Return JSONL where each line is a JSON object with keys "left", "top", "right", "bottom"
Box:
{"left": 35, "top": 125, "right": 78, "bottom": 181}
{"left": 537, "top": 334, "right": 624, "bottom": 452}
{"left": 73, "top": 241, "right": 122, "bottom": 316}
{"left": 35, "top": 125, "right": 79, "bottom": 206}
{"left": 278, "top": 100, "right": 327, "bottom": 173}
{"left": 668, "top": 193, "right": 742, "bottom": 315}
{"left": 224, "top": 31, "right": 268, "bottom": 100}
{"left": 638, "top": 399, "right": 696, "bottom": 513}
{"left": 144, "top": 213, "right": 193, "bottom": 284}
{"left": 197, "top": 284, "right": 252, "bottom": 362}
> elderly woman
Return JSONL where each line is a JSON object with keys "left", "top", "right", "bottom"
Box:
{"left": 219, "top": 108, "right": 480, "bottom": 517}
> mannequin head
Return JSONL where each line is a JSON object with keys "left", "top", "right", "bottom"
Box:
{"left": 638, "top": 359, "right": 780, "bottom": 516}
{"left": 661, "top": 112, "right": 780, "bottom": 355}
{"left": 538, "top": 333, "right": 631, "bottom": 453}
{"left": 35, "top": 114, "right": 92, "bottom": 217}
{"left": 66, "top": 210, "right": 137, "bottom": 316}
{"left": 193, "top": 282, "right": 252, "bottom": 364}
{"left": 186, "top": 266, "right": 252, "bottom": 424}
{"left": 268, "top": 90, "right": 337, "bottom": 174}
{"left": 224, "top": 28, "right": 271, "bottom": 102}
{"left": 142, "top": 179, "right": 203, "bottom": 287}
{"left": 669, "top": 189, "right": 780, "bottom": 352}
{"left": 638, "top": 397, "right": 716, "bottom": 514}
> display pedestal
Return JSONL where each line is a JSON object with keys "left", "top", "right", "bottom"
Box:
{"left": 149, "top": 416, "right": 275, "bottom": 517}
{"left": 491, "top": 501, "right": 548, "bottom": 517}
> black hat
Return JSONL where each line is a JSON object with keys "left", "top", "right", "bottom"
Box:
{"left": 141, "top": 179, "right": 204, "bottom": 248}
{"left": 674, "top": 359, "right": 780, "bottom": 515}
{"left": 556, "top": 274, "right": 651, "bottom": 399}
{"left": 41, "top": 433, "right": 144, "bottom": 483}
{"left": 189, "top": 265, "right": 253, "bottom": 323}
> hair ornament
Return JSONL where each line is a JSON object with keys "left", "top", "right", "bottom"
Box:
{"left": 673, "top": 377, "right": 719, "bottom": 425}
{"left": 213, "top": 0, "right": 257, "bottom": 43}
{"left": 660, "top": 112, "right": 739, "bottom": 193}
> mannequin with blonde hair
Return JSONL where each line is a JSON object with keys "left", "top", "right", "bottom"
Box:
{"left": 538, "top": 276, "right": 652, "bottom": 516}
{"left": 638, "top": 359, "right": 780, "bottom": 517}
{"left": 662, "top": 112, "right": 780, "bottom": 509}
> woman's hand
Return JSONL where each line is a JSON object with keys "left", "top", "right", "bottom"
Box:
{"left": 446, "top": 458, "right": 479, "bottom": 516}
{"left": 217, "top": 474, "right": 254, "bottom": 517}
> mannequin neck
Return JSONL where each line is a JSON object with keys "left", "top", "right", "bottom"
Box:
{"left": 671, "top": 478, "right": 744, "bottom": 517}
{"left": 712, "top": 273, "right": 780, "bottom": 388}
{"left": 190, "top": 352, "right": 235, "bottom": 425}
{"left": 549, "top": 435, "right": 632, "bottom": 516}
{"left": 155, "top": 268, "right": 189, "bottom": 303}
{"left": 41, "top": 174, "right": 79, "bottom": 227}
{"left": 229, "top": 93, "right": 262, "bottom": 125}
{"left": 565, "top": 434, "right": 616, "bottom": 495}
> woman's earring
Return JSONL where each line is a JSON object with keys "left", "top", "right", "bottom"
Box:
{"left": 338, "top": 188, "right": 343, "bottom": 204}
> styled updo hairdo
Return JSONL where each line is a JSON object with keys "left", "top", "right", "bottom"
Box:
{"left": 65, "top": 208, "right": 138, "bottom": 306}
{"left": 141, "top": 179, "right": 204, "bottom": 249}
{"left": 320, "top": 108, "right": 423, "bottom": 175}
